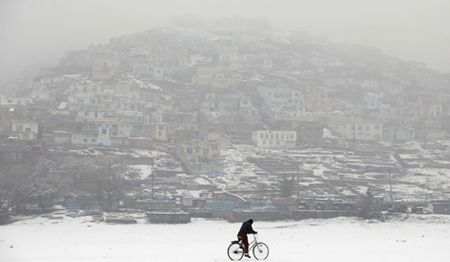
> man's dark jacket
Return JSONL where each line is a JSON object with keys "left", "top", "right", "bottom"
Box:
{"left": 238, "top": 220, "right": 257, "bottom": 235}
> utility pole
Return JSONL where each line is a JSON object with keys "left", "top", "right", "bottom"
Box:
{"left": 297, "top": 163, "right": 301, "bottom": 200}
{"left": 388, "top": 168, "right": 393, "bottom": 203}
{"left": 151, "top": 166, "right": 154, "bottom": 200}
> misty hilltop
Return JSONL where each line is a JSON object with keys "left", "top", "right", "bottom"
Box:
{"left": 45, "top": 19, "right": 450, "bottom": 94}
{"left": 16, "top": 18, "right": 450, "bottom": 142}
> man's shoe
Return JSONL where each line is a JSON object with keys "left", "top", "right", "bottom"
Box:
{"left": 244, "top": 254, "right": 251, "bottom": 258}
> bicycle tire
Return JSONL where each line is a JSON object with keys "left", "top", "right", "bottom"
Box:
{"left": 227, "top": 242, "right": 244, "bottom": 261}
{"left": 252, "top": 242, "right": 269, "bottom": 260}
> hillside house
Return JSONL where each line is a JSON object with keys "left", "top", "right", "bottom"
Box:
{"left": 252, "top": 130, "right": 297, "bottom": 148}
{"left": 11, "top": 120, "right": 40, "bottom": 141}
{"left": 328, "top": 117, "right": 382, "bottom": 141}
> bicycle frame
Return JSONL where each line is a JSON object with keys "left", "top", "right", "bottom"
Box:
{"left": 248, "top": 234, "right": 258, "bottom": 250}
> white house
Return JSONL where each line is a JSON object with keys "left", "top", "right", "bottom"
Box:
{"left": 426, "top": 104, "right": 443, "bottom": 118}
{"left": 76, "top": 109, "right": 116, "bottom": 122}
{"left": 252, "top": 130, "right": 297, "bottom": 148}
{"left": 257, "top": 86, "right": 305, "bottom": 111}
{"left": 328, "top": 117, "right": 382, "bottom": 141}
{"left": 71, "top": 124, "right": 113, "bottom": 147}
{"left": 11, "top": 120, "right": 39, "bottom": 140}
{"left": 0, "top": 97, "right": 33, "bottom": 106}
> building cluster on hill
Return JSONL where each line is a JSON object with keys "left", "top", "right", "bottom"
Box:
{"left": 1, "top": 20, "right": 450, "bottom": 222}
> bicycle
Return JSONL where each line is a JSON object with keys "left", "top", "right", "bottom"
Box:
{"left": 227, "top": 234, "right": 269, "bottom": 260}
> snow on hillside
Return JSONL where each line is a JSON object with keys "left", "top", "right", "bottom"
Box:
{"left": 0, "top": 216, "right": 449, "bottom": 262}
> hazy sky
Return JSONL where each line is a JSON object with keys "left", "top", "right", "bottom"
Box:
{"left": 1, "top": 0, "right": 450, "bottom": 82}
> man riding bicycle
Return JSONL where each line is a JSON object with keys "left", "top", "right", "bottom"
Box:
{"left": 237, "top": 219, "right": 257, "bottom": 258}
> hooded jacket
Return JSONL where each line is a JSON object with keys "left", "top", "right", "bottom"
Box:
{"left": 238, "top": 219, "right": 257, "bottom": 235}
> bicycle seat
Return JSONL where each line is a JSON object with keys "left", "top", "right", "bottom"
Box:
{"left": 231, "top": 240, "right": 240, "bottom": 244}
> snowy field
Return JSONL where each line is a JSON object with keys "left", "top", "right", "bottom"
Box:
{"left": 1, "top": 216, "right": 449, "bottom": 262}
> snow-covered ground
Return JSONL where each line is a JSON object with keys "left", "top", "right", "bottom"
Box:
{"left": 1, "top": 216, "right": 449, "bottom": 262}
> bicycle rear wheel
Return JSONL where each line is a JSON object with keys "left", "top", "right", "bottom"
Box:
{"left": 252, "top": 242, "right": 269, "bottom": 260}
{"left": 227, "top": 243, "right": 244, "bottom": 261}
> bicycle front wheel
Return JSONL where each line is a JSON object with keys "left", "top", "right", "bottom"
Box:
{"left": 252, "top": 242, "right": 269, "bottom": 260}
{"left": 227, "top": 243, "right": 244, "bottom": 261}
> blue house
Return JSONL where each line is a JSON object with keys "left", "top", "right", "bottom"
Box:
{"left": 363, "top": 93, "right": 384, "bottom": 110}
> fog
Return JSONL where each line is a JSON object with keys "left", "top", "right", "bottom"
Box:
{"left": 2, "top": 1, "right": 450, "bottom": 260}
{"left": 1, "top": 0, "right": 450, "bottom": 82}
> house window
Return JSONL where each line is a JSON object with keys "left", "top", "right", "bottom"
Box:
{"left": 11, "top": 152, "right": 23, "bottom": 162}
{"left": 102, "top": 129, "right": 107, "bottom": 135}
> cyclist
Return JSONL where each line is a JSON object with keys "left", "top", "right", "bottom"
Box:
{"left": 237, "top": 219, "right": 257, "bottom": 258}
